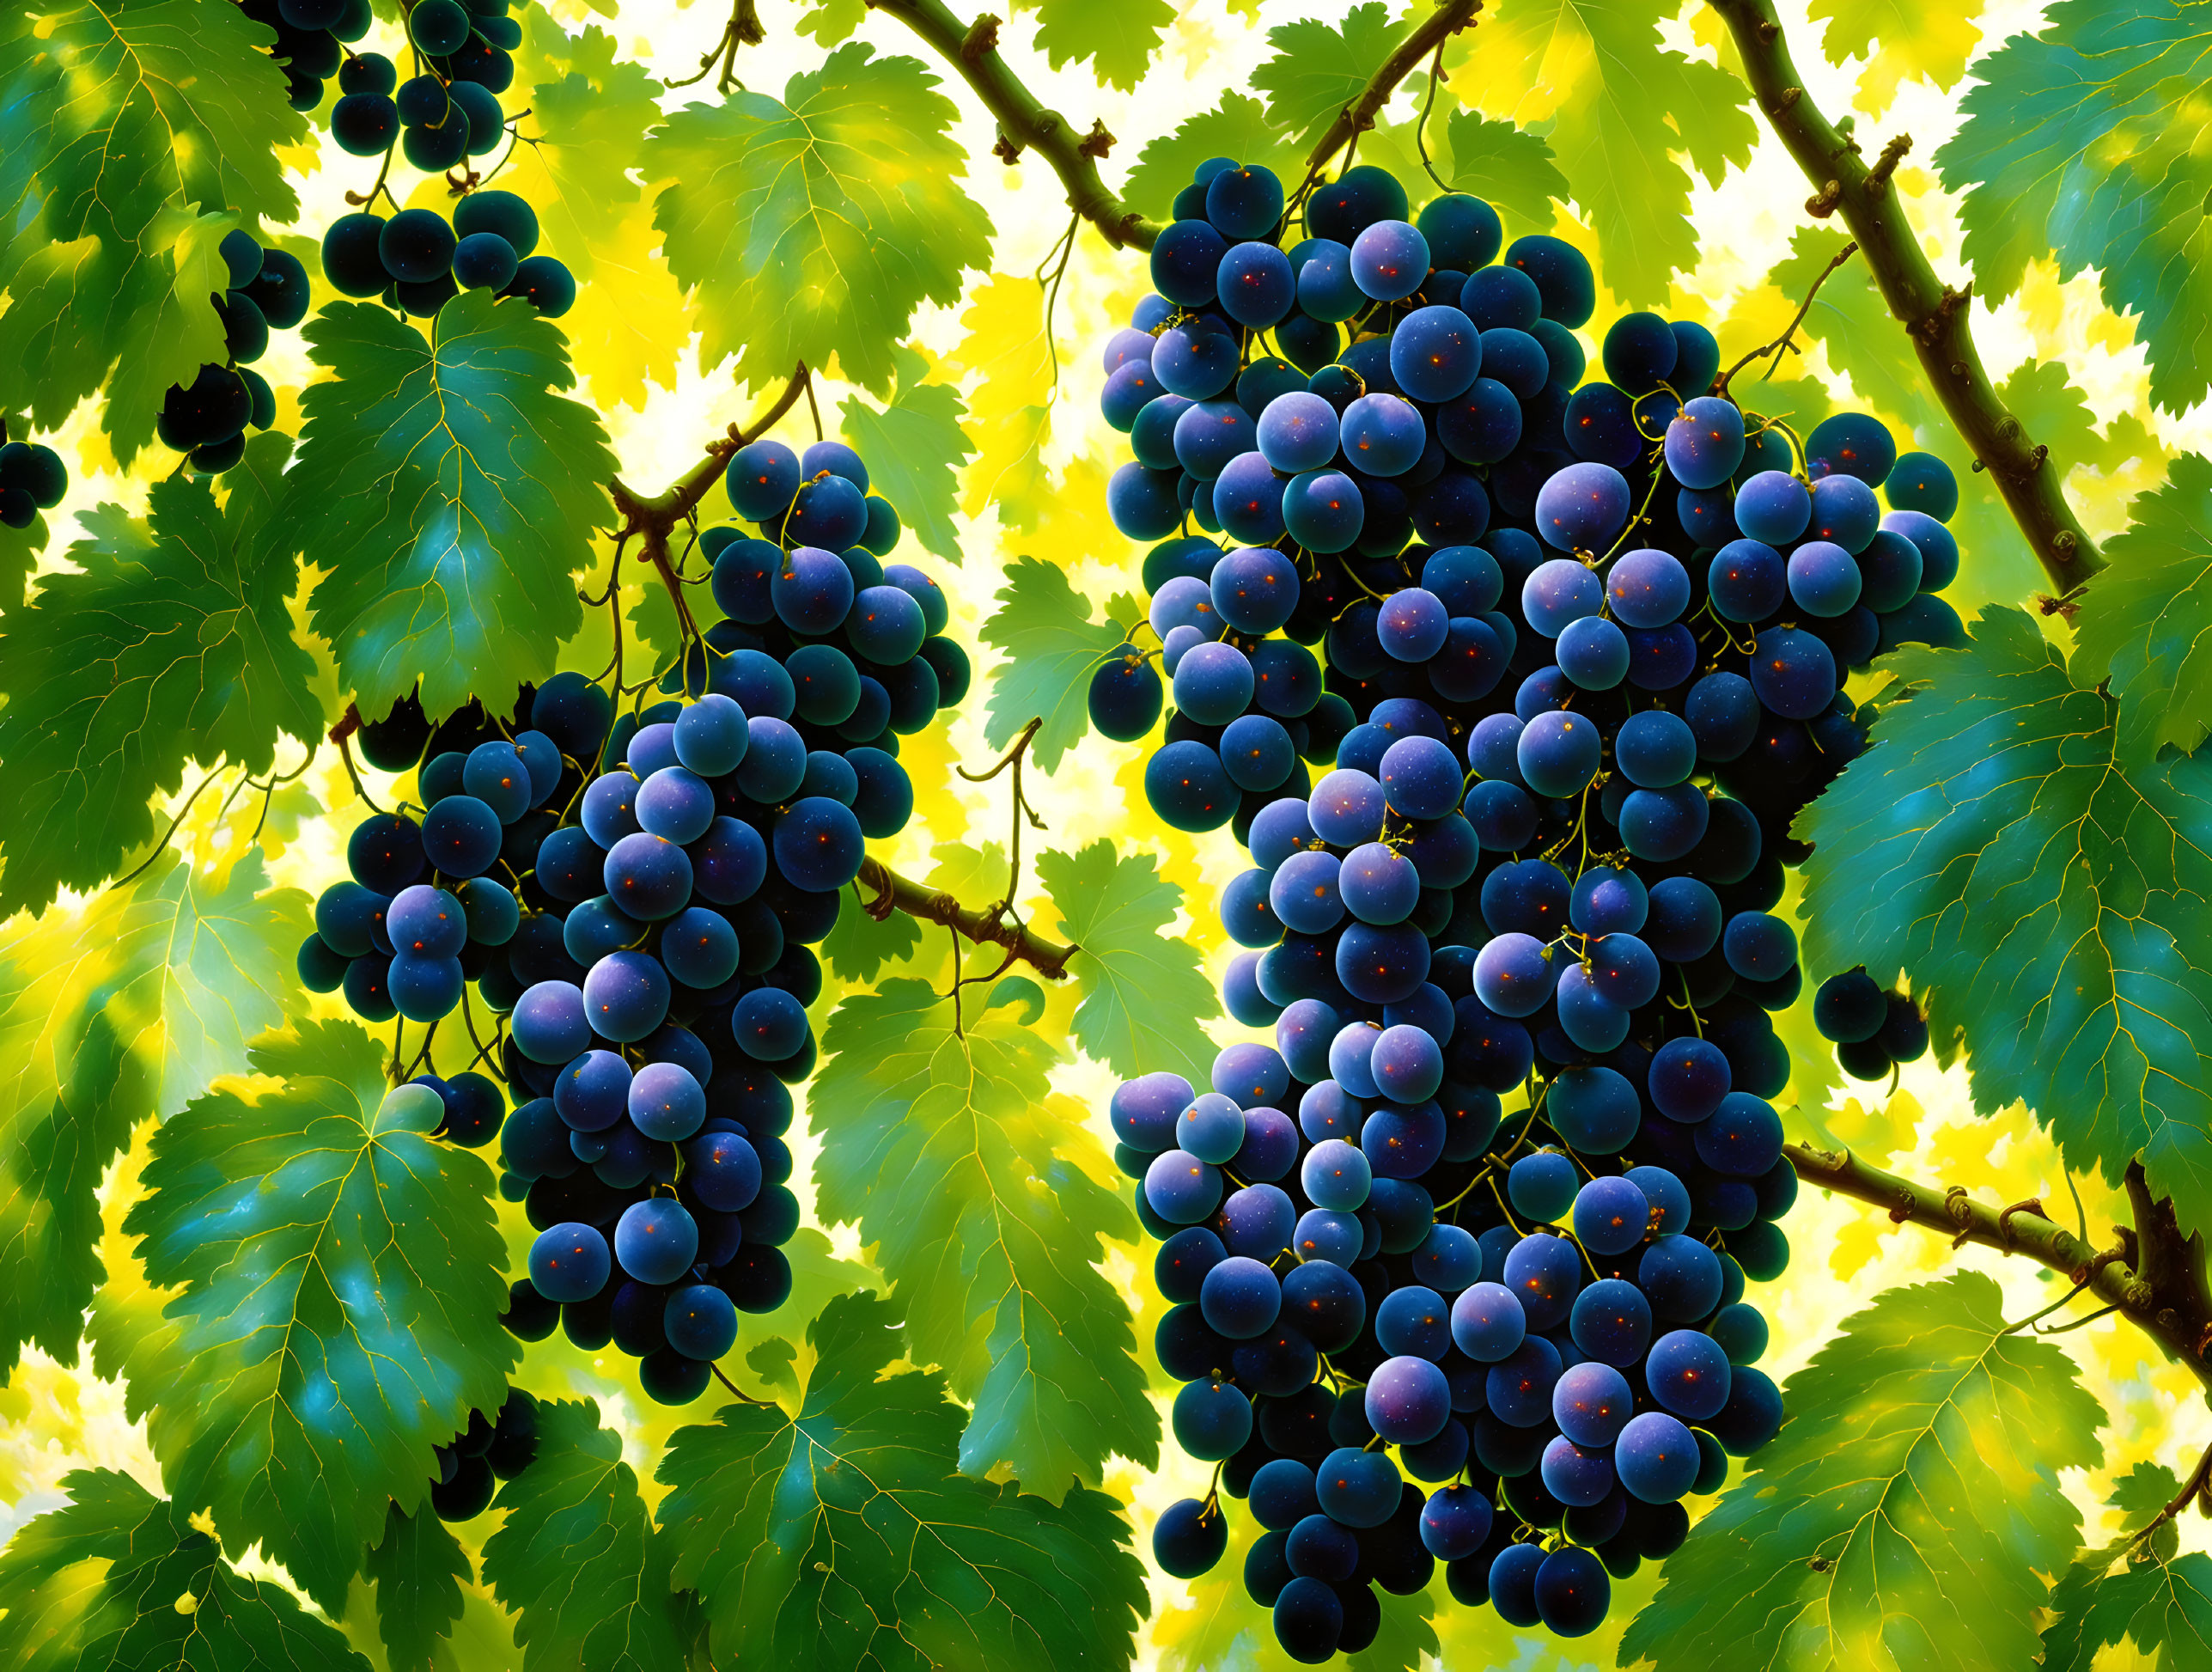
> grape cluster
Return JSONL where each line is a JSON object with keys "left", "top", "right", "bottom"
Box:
{"left": 321, "top": 192, "right": 576, "bottom": 320}
{"left": 235, "top": 0, "right": 373, "bottom": 113}
{"left": 1085, "top": 154, "right": 1959, "bottom": 1658}
{"left": 300, "top": 438, "right": 968, "bottom": 1403}
{"left": 155, "top": 230, "right": 308, "bottom": 474}
{"left": 424, "top": 1387, "right": 539, "bottom": 1522}
{"left": 0, "top": 440, "right": 67, "bottom": 531}
{"left": 327, "top": 0, "right": 522, "bottom": 171}
{"left": 1812, "top": 969, "right": 1929, "bottom": 1083}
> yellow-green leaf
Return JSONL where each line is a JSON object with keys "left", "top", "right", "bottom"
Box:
{"left": 1039, "top": 839, "right": 1221, "bottom": 1087}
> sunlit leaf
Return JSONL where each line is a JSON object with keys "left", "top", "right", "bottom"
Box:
{"left": 366, "top": 1503, "right": 472, "bottom": 1672}
{"left": 1623, "top": 1272, "right": 2103, "bottom": 1672}
{"left": 107, "top": 1017, "right": 517, "bottom": 1614}
{"left": 1798, "top": 605, "right": 2212, "bottom": 1244}
{"left": 648, "top": 45, "right": 994, "bottom": 395}
{"left": 1122, "top": 91, "right": 1305, "bottom": 220}
{"left": 978, "top": 557, "right": 1128, "bottom": 773}
{"left": 289, "top": 292, "right": 618, "bottom": 720}
{"left": 839, "top": 344, "right": 975, "bottom": 562}
{"left": 656, "top": 1291, "right": 1147, "bottom": 1667}
{"left": 0, "top": 430, "right": 321, "bottom": 913}
{"left": 813, "top": 981, "right": 1157, "bottom": 1492}
{"left": 2070, "top": 451, "right": 2212, "bottom": 769}
{"left": 1018, "top": 0, "right": 1175, "bottom": 91}
{"left": 1039, "top": 839, "right": 1220, "bottom": 1087}
{"left": 1806, "top": 0, "right": 1982, "bottom": 115}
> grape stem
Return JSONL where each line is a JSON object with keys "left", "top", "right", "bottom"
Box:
{"left": 1712, "top": 239, "right": 1859, "bottom": 399}
{"left": 605, "top": 362, "right": 815, "bottom": 650}
{"left": 1784, "top": 1143, "right": 2212, "bottom": 1394}
{"left": 862, "top": 0, "right": 1161, "bottom": 250}
{"left": 1288, "top": 0, "right": 1484, "bottom": 211}
{"left": 1707, "top": 0, "right": 2102, "bottom": 599}
{"left": 856, "top": 854, "right": 1077, "bottom": 980}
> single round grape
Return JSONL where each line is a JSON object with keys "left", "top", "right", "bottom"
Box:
{"left": 1340, "top": 393, "right": 1426, "bottom": 476}
{"left": 1664, "top": 396, "right": 1746, "bottom": 489}
{"left": 1886, "top": 450, "right": 1959, "bottom": 520}
{"left": 1534, "top": 1544, "right": 1610, "bottom": 1637}
{"left": 528, "top": 1221, "right": 609, "bottom": 1302}
{"left": 582, "top": 950, "right": 669, "bottom": 1042}
{"left": 1648, "top": 1329, "right": 1733, "bottom": 1421}
{"left": 1516, "top": 710, "right": 1601, "bottom": 798}
{"left": 1150, "top": 217, "right": 1229, "bottom": 305}
{"left": 1568, "top": 1277, "right": 1653, "bottom": 1366}
{"left": 1734, "top": 469, "right": 1813, "bottom": 546}
{"left": 1484, "top": 1333, "right": 1563, "bottom": 1426}
{"left": 1154, "top": 1497, "right": 1229, "bottom": 1580}
{"left": 1390, "top": 304, "right": 1481, "bottom": 403}
{"left": 1572, "top": 1175, "right": 1651, "bottom": 1256}
{"left": 1367, "top": 1355, "right": 1452, "bottom": 1444}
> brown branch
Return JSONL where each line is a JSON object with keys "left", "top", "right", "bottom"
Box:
{"left": 1786, "top": 1141, "right": 2211, "bottom": 1393}
{"left": 864, "top": 0, "right": 1160, "bottom": 250}
{"left": 1294, "top": 0, "right": 1484, "bottom": 198}
{"left": 856, "top": 855, "right": 1077, "bottom": 980}
{"left": 2128, "top": 1440, "right": 2212, "bottom": 1554}
{"left": 605, "top": 363, "right": 814, "bottom": 642}
{"left": 1710, "top": 0, "right": 2102, "bottom": 599}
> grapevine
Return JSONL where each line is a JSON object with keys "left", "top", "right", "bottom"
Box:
{"left": 0, "top": 0, "right": 2207, "bottom": 1668}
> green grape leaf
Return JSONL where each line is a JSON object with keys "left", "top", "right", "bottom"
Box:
{"left": 1252, "top": 3, "right": 1410, "bottom": 146}
{"left": 2071, "top": 452, "right": 2212, "bottom": 770}
{"left": 0, "top": 1469, "right": 371, "bottom": 1672}
{"left": 1473, "top": 0, "right": 1757, "bottom": 301}
{"left": 366, "top": 1503, "right": 472, "bottom": 1672}
{"left": 0, "top": 0, "right": 307, "bottom": 458}
{"left": 0, "top": 431, "right": 321, "bottom": 913}
{"left": 812, "top": 980, "right": 1157, "bottom": 1493}
{"left": 656, "top": 1291, "right": 1147, "bottom": 1669}
{"left": 1019, "top": 0, "right": 1174, "bottom": 91}
{"left": 1039, "top": 839, "right": 1221, "bottom": 1086}
{"left": 1439, "top": 108, "right": 1566, "bottom": 232}
{"left": 107, "top": 1017, "right": 517, "bottom": 1615}
{"left": 288, "top": 293, "right": 617, "bottom": 720}
{"left": 795, "top": 0, "right": 867, "bottom": 44}
{"left": 1121, "top": 92, "right": 1304, "bottom": 221}
{"left": 0, "top": 849, "right": 307, "bottom": 1379}
{"left": 0, "top": 512, "right": 52, "bottom": 610}
{"left": 819, "top": 890, "right": 923, "bottom": 984}
{"left": 1805, "top": 0, "right": 1982, "bottom": 115}
{"left": 1797, "top": 607, "right": 2212, "bottom": 1241}
{"left": 978, "top": 557, "right": 1128, "bottom": 773}
{"left": 515, "top": 19, "right": 661, "bottom": 285}
{"left": 1936, "top": 2, "right": 2212, "bottom": 412}
{"left": 838, "top": 344, "right": 975, "bottom": 563}
{"left": 2042, "top": 1462, "right": 2212, "bottom": 1672}
{"left": 1621, "top": 1271, "right": 2103, "bottom": 1672}
{"left": 478, "top": 1399, "right": 688, "bottom": 1672}
{"left": 648, "top": 45, "right": 994, "bottom": 396}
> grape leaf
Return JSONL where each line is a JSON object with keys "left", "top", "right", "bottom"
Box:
{"left": 1806, "top": 0, "right": 1982, "bottom": 116}
{"left": 1468, "top": 0, "right": 1757, "bottom": 301}
{"left": 0, "top": 0, "right": 307, "bottom": 459}
{"left": 1439, "top": 108, "right": 1565, "bottom": 232}
{"left": 655, "top": 1291, "right": 1147, "bottom": 1669}
{"left": 106, "top": 1017, "right": 517, "bottom": 1615}
{"left": 978, "top": 557, "right": 1129, "bottom": 773}
{"left": 647, "top": 45, "right": 994, "bottom": 396}
{"left": 818, "top": 890, "right": 923, "bottom": 984}
{"left": 2070, "top": 452, "right": 2212, "bottom": 770}
{"left": 1017, "top": 0, "right": 1174, "bottom": 91}
{"left": 0, "top": 1468, "right": 371, "bottom": 1672}
{"left": 478, "top": 1399, "right": 688, "bottom": 1672}
{"left": 0, "top": 431, "right": 321, "bottom": 914}
{"left": 795, "top": 0, "right": 867, "bottom": 44}
{"left": 1621, "top": 1271, "right": 2104, "bottom": 1672}
{"left": 1039, "top": 839, "right": 1221, "bottom": 1087}
{"left": 366, "top": 1504, "right": 472, "bottom": 1672}
{"left": 838, "top": 344, "right": 975, "bottom": 563}
{"left": 2040, "top": 1463, "right": 2212, "bottom": 1672}
{"left": 1121, "top": 92, "right": 1305, "bottom": 221}
{"left": 1937, "top": 2, "right": 2212, "bottom": 413}
{"left": 288, "top": 292, "right": 617, "bottom": 721}
{"left": 1797, "top": 606, "right": 2212, "bottom": 1242}
{"left": 508, "top": 16, "right": 686, "bottom": 407}
{"left": 0, "top": 849, "right": 307, "bottom": 1380}
{"left": 945, "top": 275, "right": 1056, "bottom": 530}
{"left": 812, "top": 980, "right": 1157, "bottom": 1493}
{"left": 1252, "top": 3, "right": 1411, "bottom": 146}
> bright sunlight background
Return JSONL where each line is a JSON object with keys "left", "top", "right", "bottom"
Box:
{"left": 3, "top": 1, "right": 2205, "bottom": 1667}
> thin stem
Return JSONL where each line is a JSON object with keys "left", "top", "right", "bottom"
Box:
{"left": 1715, "top": 241, "right": 1858, "bottom": 398}
{"left": 109, "top": 764, "right": 232, "bottom": 891}
{"left": 1413, "top": 42, "right": 1449, "bottom": 192}
{"left": 1287, "top": 0, "right": 1484, "bottom": 211}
